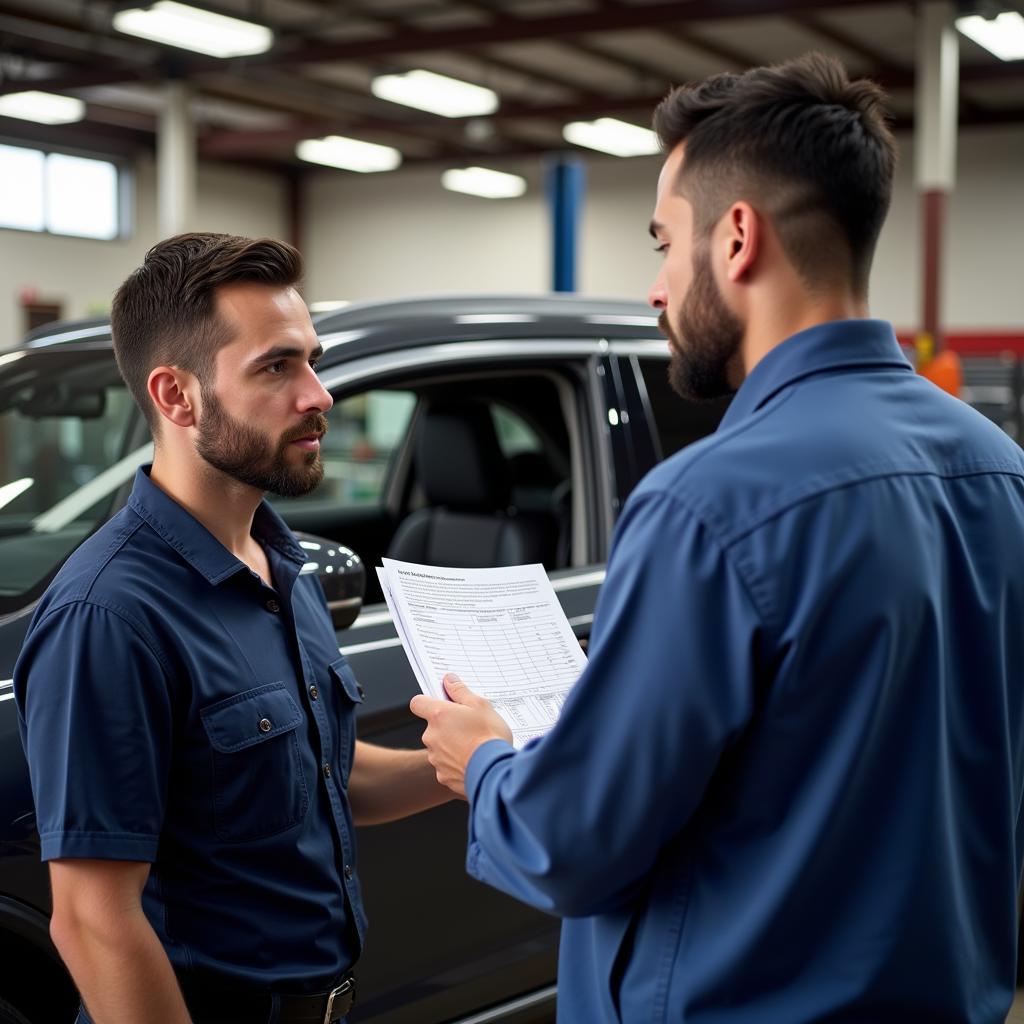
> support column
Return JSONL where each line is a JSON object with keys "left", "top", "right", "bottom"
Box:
{"left": 914, "top": 1, "right": 959, "bottom": 355}
{"left": 286, "top": 171, "right": 304, "bottom": 256}
{"left": 157, "top": 81, "right": 196, "bottom": 238}
{"left": 546, "top": 156, "right": 586, "bottom": 293}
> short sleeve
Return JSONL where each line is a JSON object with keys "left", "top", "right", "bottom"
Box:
{"left": 14, "top": 601, "right": 174, "bottom": 862}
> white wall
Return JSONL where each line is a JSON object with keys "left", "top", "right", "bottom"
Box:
{"left": 1, "top": 124, "right": 1020, "bottom": 353}
{"left": 303, "top": 125, "right": 1024, "bottom": 334}
{"left": 0, "top": 156, "right": 287, "bottom": 349}
{"left": 301, "top": 162, "right": 549, "bottom": 306}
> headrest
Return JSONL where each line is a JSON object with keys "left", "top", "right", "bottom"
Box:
{"left": 416, "top": 401, "right": 510, "bottom": 510}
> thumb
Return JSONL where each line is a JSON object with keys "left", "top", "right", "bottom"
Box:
{"left": 443, "top": 672, "right": 484, "bottom": 707}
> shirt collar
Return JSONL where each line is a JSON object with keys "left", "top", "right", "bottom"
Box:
{"left": 719, "top": 319, "right": 912, "bottom": 430}
{"left": 127, "top": 466, "right": 306, "bottom": 586}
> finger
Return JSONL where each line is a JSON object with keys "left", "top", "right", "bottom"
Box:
{"left": 443, "top": 673, "right": 486, "bottom": 707}
{"left": 410, "top": 694, "right": 436, "bottom": 719}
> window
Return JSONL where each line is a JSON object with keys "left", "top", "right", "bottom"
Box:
{"left": 637, "top": 356, "right": 731, "bottom": 459}
{"left": 270, "top": 389, "right": 417, "bottom": 516}
{"left": 0, "top": 354, "right": 142, "bottom": 606}
{"left": 0, "top": 143, "right": 122, "bottom": 239}
{"left": 492, "top": 404, "right": 542, "bottom": 457}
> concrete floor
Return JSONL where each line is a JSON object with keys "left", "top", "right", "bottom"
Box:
{"left": 1008, "top": 990, "right": 1024, "bottom": 1023}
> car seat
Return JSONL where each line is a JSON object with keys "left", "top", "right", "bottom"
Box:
{"left": 387, "top": 399, "right": 556, "bottom": 568}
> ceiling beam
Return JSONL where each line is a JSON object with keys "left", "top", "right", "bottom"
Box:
{"left": 316, "top": 0, "right": 602, "bottom": 110}
{"left": 192, "top": 0, "right": 892, "bottom": 71}
{"left": 457, "top": 0, "right": 670, "bottom": 87}
{"left": 657, "top": 29, "right": 758, "bottom": 71}
{"left": 789, "top": 11, "right": 897, "bottom": 68}
{"left": 0, "top": 68, "right": 149, "bottom": 96}
{"left": 194, "top": 53, "right": 1024, "bottom": 157}
{"left": 198, "top": 89, "right": 669, "bottom": 157}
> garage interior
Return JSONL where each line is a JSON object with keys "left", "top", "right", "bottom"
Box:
{"left": 0, "top": 1, "right": 1022, "bottom": 1022}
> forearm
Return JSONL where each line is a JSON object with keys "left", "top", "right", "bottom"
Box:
{"left": 51, "top": 904, "right": 190, "bottom": 1024}
{"left": 348, "top": 740, "right": 456, "bottom": 825}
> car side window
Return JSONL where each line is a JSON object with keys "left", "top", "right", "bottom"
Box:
{"left": 636, "top": 357, "right": 731, "bottom": 459}
{"left": 0, "top": 356, "right": 142, "bottom": 610}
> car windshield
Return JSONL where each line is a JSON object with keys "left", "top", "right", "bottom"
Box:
{"left": 0, "top": 349, "right": 144, "bottom": 607}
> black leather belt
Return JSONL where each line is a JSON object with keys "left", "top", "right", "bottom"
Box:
{"left": 277, "top": 975, "right": 355, "bottom": 1023}
{"left": 179, "top": 972, "right": 355, "bottom": 1024}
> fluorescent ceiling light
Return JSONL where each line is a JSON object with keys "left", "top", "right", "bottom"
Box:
{"left": 371, "top": 70, "right": 498, "bottom": 118}
{"left": 113, "top": 1, "right": 273, "bottom": 58}
{"left": 0, "top": 91, "right": 85, "bottom": 125}
{"left": 562, "top": 117, "right": 660, "bottom": 157}
{"left": 955, "top": 11, "right": 1024, "bottom": 60}
{"left": 441, "top": 166, "right": 526, "bottom": 199}
{"left": 296, "top": 135, "right": 402, "bottom": 173}
{"left": 0, "top": 478, "right": 33, "bottom": 512}
{"left": 308, "top": 300, "right": 350, "bottom": 313}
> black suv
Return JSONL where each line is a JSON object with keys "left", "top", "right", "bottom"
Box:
{"left": 0, "top": 295, "right": 728, "bottom": 1024}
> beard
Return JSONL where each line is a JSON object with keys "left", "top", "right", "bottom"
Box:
{"left": 194, "top": 386, "right": 328, "bottom": 498}
{"left": 660, "top": 244, "right": 744, "bottom": 402}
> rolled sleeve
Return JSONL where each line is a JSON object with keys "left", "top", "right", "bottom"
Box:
{"left": 465, "top": 489, "right": 766, "bottom": 917}
{"left": 15, "top": 600, "right": 174, "bottom": 863}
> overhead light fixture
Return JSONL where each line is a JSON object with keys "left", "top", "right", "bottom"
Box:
{"left": 441, "top": 166, "right": 526, "bottom": 199}
{"left": 562, "top": 117, "right": 660, "bottom": 157}
{"left": 0, "top": 91, "right": 85, "bottom": 125}
{"left": 371, "top": 70, "right": 498, "bottom": 118}
{"left": 955, "top": 11, "right": 1024, "bottom": 60}
{"left": 296, "top": 135, "right": 402, "bottom": 173}
{"left": 113, "top": 1, "right": 274, "bottom": 58}
{"left": 0, "top": 478, "right": 33, "bottom": 513}
{"left": 308, "top": 300, "right": 350, "bottom": 313}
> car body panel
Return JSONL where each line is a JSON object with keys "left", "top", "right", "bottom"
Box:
{"left": 0, "top": 296, "right": 667, "bottom": 1023}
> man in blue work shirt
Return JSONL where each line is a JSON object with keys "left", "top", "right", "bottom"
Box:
{"left": 15, "top": 233, "right": 453, "bottom": 1023}
{"left": 412, "top": 53, "right": 1024, "bottom": 1022}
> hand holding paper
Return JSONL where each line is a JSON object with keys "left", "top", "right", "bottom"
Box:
{"left": 411, "top": 673, "right": 513, "bottom": 797}
{"left": 379, "top": 558, "right": 587, "bottom": 749}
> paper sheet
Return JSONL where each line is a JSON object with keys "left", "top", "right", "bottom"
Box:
{"left": 378, "top": 558, "right": 587, "bottom": 748}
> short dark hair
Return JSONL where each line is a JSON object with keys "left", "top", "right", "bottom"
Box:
{"left": 111, "top": 232, "right": 303, "bottom": 433}
{"left": 653, "top": 52, "right": 896, "bottom": 295}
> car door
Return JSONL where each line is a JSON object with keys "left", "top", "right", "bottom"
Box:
{"left": 0, "top": 344, "right": 144, "bottom": 1021}
{"left": 267, "top": 338, "right": 613, "bottom": 1023}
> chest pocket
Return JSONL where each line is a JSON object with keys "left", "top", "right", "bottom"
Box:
{"left": 329, "top": 657, "right": 363, "bottom": 780}
{"left": 201, "top": 682, "right": 309, "bottom": 842}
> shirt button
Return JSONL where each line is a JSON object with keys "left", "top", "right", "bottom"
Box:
{"left": 357, "top": 683, "right": 365, "bottom": 699}
{"left": 258, "top": 718, "right": 272, "bottom": 733}
{"left": 265, "top": 598, "right": 280, "bottom": 613}
{"left": 344, "top": 864, "right": 353, "bottom": 880}
{"left": 309, "top": 684, "right": 318, "bottom": 700}
{"left": 322, "top": 763, "right": 332, "bottom": 779}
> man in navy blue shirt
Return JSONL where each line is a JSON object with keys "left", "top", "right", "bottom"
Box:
{"left": 412, "top": 54, "right": 1024, "bottom": 1022}
{"left": 15, "top": 234, "right": 452, "bottom": 1023}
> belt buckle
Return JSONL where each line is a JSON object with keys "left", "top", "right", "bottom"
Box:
{"left": 323, "top": 977, "right": 353, "bottom": 1024}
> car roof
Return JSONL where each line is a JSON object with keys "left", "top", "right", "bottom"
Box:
{"left": 15, "top": 294, "right": 661, "bottom": 363}
{"left": 22, "top": 317, "right": 112, "bottom": 349}
{"left": 311, "top": 294, "right": 660, "bottom": 365}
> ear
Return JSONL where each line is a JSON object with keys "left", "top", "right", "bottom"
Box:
{"left": 722, "top": 201, "right": 760, "bottom": 283}
{"left": 148, "top": 366, "right": 199, "bottom": 430}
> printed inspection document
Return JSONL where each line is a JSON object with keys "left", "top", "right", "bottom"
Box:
{"left": 377, "top": 557, "right": 588, "bottom": 748}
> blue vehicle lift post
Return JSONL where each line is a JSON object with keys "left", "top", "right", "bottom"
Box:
{"left": 546, "top": 156, "right": 586, "bottom": 293}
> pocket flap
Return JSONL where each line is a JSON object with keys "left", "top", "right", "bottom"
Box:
{"left": 329, "top": 657, "right": 365, "bottom": 703}
{"left": 201, "top": 682, "right": 303, "bottom": 753}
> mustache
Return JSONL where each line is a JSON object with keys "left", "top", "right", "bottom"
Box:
{"left": 658, "top": 311, "right": 680, "bottom": 349}
{"left": 281, "top": 414, "right": 329, "bottom": 445}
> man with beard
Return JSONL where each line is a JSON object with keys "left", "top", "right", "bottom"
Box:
{"left": 15, "top": 233, "right": 453, "bottom": 1024}
{"left": 411, "top": 54, "right": 1024, "bottom": 1022}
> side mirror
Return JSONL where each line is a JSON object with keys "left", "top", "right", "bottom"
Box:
{"left": 294, "top": 532, "right": 366, "bottom": 631}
